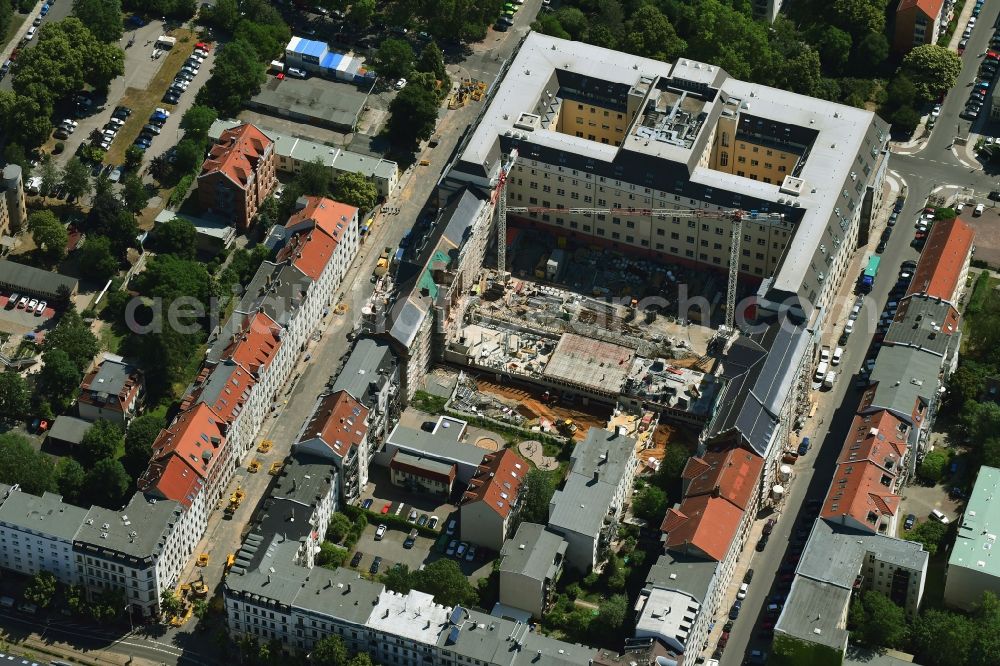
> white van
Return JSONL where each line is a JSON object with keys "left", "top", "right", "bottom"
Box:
{"left": 832, "top": 347, "right": 843, "bottom": 366}
{"left": 813, "top": 361, "right": 829, "bottom": 382}
{"left": 930, "top": 509, "right": 950, "bottom": 524}
{"left": 974, "top": 203, "right": 985, "bottom": 217}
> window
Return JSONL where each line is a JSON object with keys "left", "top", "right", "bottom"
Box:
{"left": 719, "top": 151, "right": 729, "bottom": 167}
{"left": 612, "top": 231, "right": 620, "bottom": 239}
{"left": 750, "top": 159, "right": 759, "bottom": 167}
{"left": 686, "top": 236, "right": 695, "bottom": 244}
{"left": 722, "top": 132, "right": 729, "bottom": 147}
{"left": 656, "top": 242, "right": 665, "bottom": 250}
{"left": 556, "top": 188, "right": 564, "bottom": 196}
{"left": 764, "top": 162, "right": 773, "bottom": 169}
{"left": 627, "top": 221, "right": 635, "bottom": 229}
{"left": 738, "top": 156, "right": 746, "bottom": 164}
{"left": 657, "top": 228, "right": 665, "bottom": 236}
{"left": 671, "top": 232, "right": 679, "bottom": 239}
{"left": 700, "top": 239, "right": 709, "bottom": 247}
{"left": 542, "top": 185, "right": 551, "bottom": 193}
{"left": 626, "top": 235, "right": 634, "bottom": 242}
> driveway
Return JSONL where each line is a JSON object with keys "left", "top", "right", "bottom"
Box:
{"left": 900, "top": 481, "right": 963, "bottom": 533}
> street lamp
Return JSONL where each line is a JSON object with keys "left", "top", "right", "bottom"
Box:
{"left": 125, "top": 603, "right": 134, "bottom": 634}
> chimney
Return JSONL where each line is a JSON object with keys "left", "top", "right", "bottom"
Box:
{"left": 593, "top": 470, "right": 599, "bottom": 482}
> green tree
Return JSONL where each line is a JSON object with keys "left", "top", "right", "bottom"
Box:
{"left": 62, "top": 157, "right": 92, "bottom": 201}
{"left": 173, "top": 138, "right": 205, "bottom": 175}
{"left": 912, "top": 608, "right": 975, "bottom": 666}
{"left": 295, "top": 158, "right": 332, "bottom": 197}
{"left": 381, "top": 563, "right": 413, "bottom": 593}
{"left": 77, "top": 236, "right": 120, "bottom": 282}
{"left": 38, "top": 349, "right": 81, "bottom": 410}
{"left": 55, "top": 457, "right": 86, "bottom": 505}
{"left": 348, "top": 0, "right": 376, "bottom": 29}
{"left": 79, "top": 420, "right": 124, "bottom": 467}
{"left": 597, "top": 594, "right": 627, "bottom": 630}
{"left": 919, "top": 449, "right": 949, "bottom": 483}
{"left": 29, "top": 210, "right": 68, "bottom": 262}
{"left": 123, "top": 414, "right": 164, "bottom": 478}
{"left": 885, "top": 73, "right": 917, "bottom": 111}
{"left": 72, "top": 0, "right": 124, "bottom": 42}
{"left": 347, "top": 654, "right": 374, "bottom": 666}
{"left": 848, "top": 590, "right": 908, "bottom": 648}
{"left": 205, "top": 0, "right": 239, "bottom": 32}
{"left": 386, "top": 84, "right": 440, "bottom": 152}
{"left": 153, "top": 217, "right": 197, "bottom": 259}
{"left": 654, "top": 444, "right": 690, "bottom": 503}
{"left": 160, "top": 588, "right": 183, "bottom": 616}
{"left": 416, "top": 42, "right": 448, "bottom": 86}
{"left": 87, "top": 190, "right": 138, "bottom": 257}
{"left": 311, "top": 635, "right": 349, "bottom": 666}
{"left": 135, "top": 254, "right": 212, "bottom": 304}
{"left": 0, "top": 0, "right": 11, "bottom": 45}
{"left": 891, "top": 105, "right": 921, "bottom": 135}
{"left": 831, "top": 0, "right": 887, "bottom": 38}
{"left": 233, "top": 15, "right": 291, "bottom": 62}
{"left": 0, "top": 432, "right": 55, "bottom": 494}
{"left": 621, "top": 6, "right": 686, "bottom": 62}
{"left": 410, "top": 559, "right": 478, "bottom": 607}
{"left": 179, "top": 105, "right": 218, "bottom": 140}
{"left": 374, "top": 38, "right": 414, "bottom": 81}
{"left": 326, "top": 512, "right": 353, "bottom": 543}
{"left": 24, "top": 571, "right": 57, "bottom": 609}
{"left": 853, "top": 32, "right": 889, "bottom": 70}
{"left": 316, "top": 542, "right": 348, "bottom": 568}
{"left": 904, "top": 519, "right": 948, "bottom": 555}
{"left": 520, "top": 468, "right": 556, "bottom": 524}
{"left": 45, "top": 309, "right": 99, "bottom": 372}
{"left": 84, "top": 457, "right": 131, "bottom": 508}
{"left": 124, "top": 145, "right": 144, "bottom": 172}
{"left": 121, "top": 173, "right": 150, "bottom": 216}
{"left": 903, "top": 45, "right": 963, "bottom": 102}
{"left": 196, "top": 39, "right": 267, "bottom": 118}
{"left": 633, "top": 485, "right": 668, "bottom": 523}
{"left": 812, "top": 26, "right": 852, "bottom": 74}
{"left": 38, "top": 157, "right": 62, "bottom": 197}
{"left": 0, "top": 371, "right": 29, "bottom": 421}
{"left": 331, "top": 172, "right": 379, "bottom": 211}
{"left": 192, "top": 598, "right": 208, "bottom": 620}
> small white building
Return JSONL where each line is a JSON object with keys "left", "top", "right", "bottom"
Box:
{"left": 0, "top": 489, "right": 86, "bottom": 586}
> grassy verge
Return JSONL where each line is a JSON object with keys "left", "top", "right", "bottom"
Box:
{"left": 939, "top": 0, "right": 969, "bottom": 47}
{"left": 4, "top": 11, "right": 25, "bottom": 46}
{"left": 106, "top": 29, "right": 197, "bottom": 165}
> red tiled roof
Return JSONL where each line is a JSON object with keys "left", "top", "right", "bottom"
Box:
{"left": 897, "top": 0, "right": 944, "bottom": 19}
{"left": 906, "top": 217, "right": 974, "bottom": 303}
{"left": 684, "top": 446, "right": 763, "bottom": 511}
{"left": 199, "top": 123, "right": 272, "bottom": 190}
{"left": 181, "top": 361, "right": 256, "bottom": 424}
{"left": 461, "top": 448, "right": 527, "bottom": 518}
{"left": 821, "top": 409, "right": 909, "bottom": 532}
{"left": 660, "top": 495, "right": 742, "bottom": 562}
{"left": 681, "top": 456, "right": 712, "bottom": 480}
{"left": 138, "top": 403, "right": 227, "bottom": 508}
{"left": 279, "top": 197, "right": 357, "bottom": 280}
{"left": 302, "top": 390, "right": 369, "bottom": 457}
{"left": 224, "top": 312, "right": 282, "bottom": 375}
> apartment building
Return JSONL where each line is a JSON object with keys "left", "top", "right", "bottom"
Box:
{"left": 775, "top": 520, "right": 928, "bottom": 663}
{"left": 893, "top": 0, "right": 945, "bottom": 55}
{"left": 382, "top": 413, "right": 488, "bottom": 486}
{"left": 945, "top": 465, "right": 1000, "bottom": 610}
{"left": 209, "top": 119, "right": 399, "bottom": 198}
{"left": 497, "top": 522, "right": 567, "bottom": 619}
{"left": 547, "top": 427, "right": 638, "bottom": 572}
{"left": 330, "top": 338, "right": 400, "bottom": 459}
{"left": 443, "top": 33, "right": 890, "bottom": 330}
{"left": 73, "top": 494, "right": 187, "bottom": 619}
{"left": 459, "top": 448, "right": 527, "bottom": 551}
{"left": 77, "top": 353, "right": 144, "bottom": 425}
{"left": 0, "top": 489, "right": 86, "bottom": 585}
{"left": 373, "top": 187, "right": 492, "bottom": 400}
{"left": 137, "top": 403, "right": 232, "bottom": 556}
{"left": 294, "top": 390, "right": 370, "bottom": 502}
{"left": 198, "top": 123, "right": 278, "bottom": 230}
{"left": 905, "top": 217, "right": 974, "bottom": 306}
{"left": 821, "top": 409, "right": 909, "bottom": 534}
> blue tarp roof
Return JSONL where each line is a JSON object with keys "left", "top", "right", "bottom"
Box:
{"left": 321, "top": 52, "right": 344, "bottom": 70}
{"left": 291, "top": 37, "right": 327, "bottom": 58}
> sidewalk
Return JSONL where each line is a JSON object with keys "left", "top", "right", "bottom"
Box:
{"left": 0, "top": 1, "right": 42, "bottom": 56}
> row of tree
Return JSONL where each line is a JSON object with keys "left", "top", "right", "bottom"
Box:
{"left": 531, "top": 0, "right": 962, "bottom": 133}
{"left": 848, "top": 590, "right": 1000, "bottom": 665}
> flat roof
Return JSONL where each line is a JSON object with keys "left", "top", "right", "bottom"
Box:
{"left": 775, "top": 576, "right": 851, "bottom": 650}
{"left": 248, "top": 78, "right": 369, "bottom": 130}
{"left": 48, "top": 415, "right": 92, "bottom": 445}
{"left": 499, "top": 522, "right": 566, "bottom": 582}
{"left": 367, "top": 588, "right": 449, "bottom": 645}
{"left": 542, "top": 333, "right": 636, "bottom": 395}
{"left": 950, "top": 465, "right": 1000, "bottom": 577}
{"left": 75, "top": 493, "right": 182, "bottom": 560}
{"left": 0, "top": 491, "right": 87, "bottom": 541}
{"left": 386, "top": 413, "right": 486, "bottom": 468}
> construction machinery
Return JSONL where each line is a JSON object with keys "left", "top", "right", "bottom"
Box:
{"left": 556, "top": 419, "right": 578, "bottom": 435}
{"left": 225, "top": 553, "right": 235, "bottom": 572}
{"left": 257, "top": 440, "right": 272, "bottom": 453}
{"left": 268, "top": 461, "right": 284, "bottom": 476}
{"left": 196, "top": 553, "right": 209, "bottom": 567}
{"left": 247, "top": 460, "right": 261, "bottom": 473}
{"left": 224, "top": 487, "right": 245, "bottom": 516}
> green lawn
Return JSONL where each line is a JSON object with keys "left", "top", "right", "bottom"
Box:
{"left": 4, "top": 11, "right": 25, "bottom": 46}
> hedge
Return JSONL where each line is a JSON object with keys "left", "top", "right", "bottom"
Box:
{"left": 342, "top": 503, "right": 439, "bottom": 539}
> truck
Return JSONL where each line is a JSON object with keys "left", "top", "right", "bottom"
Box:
{"left": 373, "top": 247, "right": 391, "bottom": 277}
{"left": 859, "top": 255, "right": 880, "bottom": 292}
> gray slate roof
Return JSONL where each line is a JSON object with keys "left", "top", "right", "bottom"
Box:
{"left": 75, "top": 493, "right": 183, "bottom": 561}
{"left": 548, "top": 428, "right": 635, "bottom": 539}
{"left": 330, "top": 338, "right": 395, "bottom": 407}
{"left": 709, "top": 322, "right": 808, "bottom": 456}
{"left": 883, "top": 295, "right": 958, "bottom": 358}
{"left": 0, "top": 491, "right": 87, "bottom": 541}
{"left": 645, "top": 552, "right": 718, "bottom": 604}
{"left": 867, "top": 345, "right": 942, "bottom": 425}
{"left": 499, "top": 522, "right": 566, "bottom": 582}
{"left": 0, "top": 259, "right": 77, "bottom": 297}
{"left": 775, "top": 575, "right": 851, "bottom": 650}
{"left": 48, "top": 415, "right": 92, "bottom": 445}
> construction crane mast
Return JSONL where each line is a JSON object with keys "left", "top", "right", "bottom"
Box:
{"left": 504, "top": 203, "right": 752, "bottom": 334}
{"left": 492, "top": 149, "right": 518, "bottom": 277}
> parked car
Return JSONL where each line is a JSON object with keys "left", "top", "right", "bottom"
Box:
{"left": 369, "top": 556, "right": 382, "bottom": 575}
{"left": 361, "top": 498, "right": 373, "bottom": 510}
{"left": 408, "top": 509, "right": 418, "bottom": 522}
{"left": 904, "top": 514, "right": 916, "bottom": 530}
{"left": 446, "top": 539, "right": 458, "bottom": 556}
{"left": 350, "top": 551, "right": 363, "bottom": 567}
{"left": 763, "top": 518, "right": 776, "bottom": 536}
{"left": 380, "top": 502, "right": 391, "bottom": 514}
{"left": 930, "top": 509, "right": 950, "bottom": 524}
{"left": 428, "top": 515, "right": 439, "bottom": 530}
{"left": 737, "top": 583, "right": 749, "bottom": 600}
{"left": 456, "top": 542, "right": 468, "bottom": 558}
{"left": 465, "top": 545, "right": 477, "bottom": 561}
{"left": 375, "top": 523, "right": 387, "bottom": 540}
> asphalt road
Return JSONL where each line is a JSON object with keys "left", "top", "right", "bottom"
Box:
{"left": 723, "top": 9, "right": 1000, "bottom": 663}
{"left": 0, "top": 0, "right": 73, "bottom": 92}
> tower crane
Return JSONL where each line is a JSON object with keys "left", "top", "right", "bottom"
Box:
{"left": 491, "top": 155, "right": 785, "bottom": 337}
